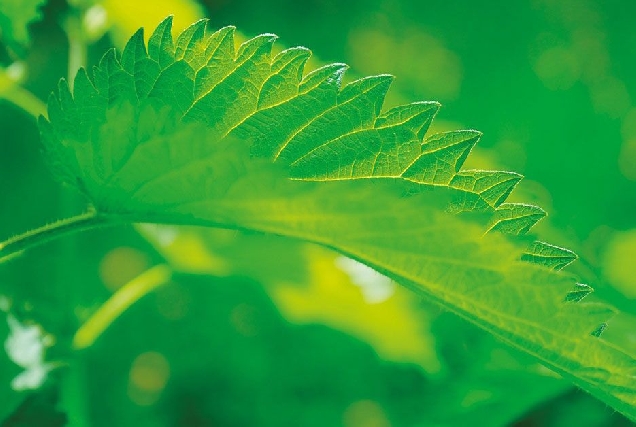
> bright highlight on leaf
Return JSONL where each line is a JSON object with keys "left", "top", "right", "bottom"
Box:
{"left": 38, "top": 17, "right": 636, "bottom": 421}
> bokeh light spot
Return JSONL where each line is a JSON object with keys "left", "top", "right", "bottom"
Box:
{"left": 532, "top": 46, "right": 580, "bottom": 90}
{"left": 601, "top": 230, "right": 636, "bottom": 298}
{"left": 99, "top": 247, "right": 150, "bottom": 291}
{"left": 128, "top": 351, "right": 170, "bottom": 406}
{"left": 343, "top": 400, "right": 391, "bottom": 427}
{"left": 347, "top": 27, "right": 462, "bottom": 102}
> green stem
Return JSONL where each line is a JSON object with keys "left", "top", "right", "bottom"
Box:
{"left": 60, "top": 10, "right": 91, "bottom": 426}
{"left": 73, "top": 264, "right": 173, "bottom": 349}
{"left": 61, "top": 359, "right": 90, "bottom": 427}
{"left": 0, "top": 82, "right": 47, "bottom": 118}
{"left": 0, "top": 211, "right": 111, "bottom": 264}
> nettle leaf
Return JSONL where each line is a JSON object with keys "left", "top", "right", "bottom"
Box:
{"left": 39, "top": 18, "right": 636, "bottom": 419}
{"left": 0, "top": 0, "right": 47, "bottom": 55}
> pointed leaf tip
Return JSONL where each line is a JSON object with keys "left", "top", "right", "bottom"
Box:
{"left": 375, "top": 101, "right": 440, "bottom": 140}
{"left": 522, "top": 241, "right": 578, "bottom": 270}
{"left": 564, "top": 283, "right": 593, "bottom": 302}
{"left": 489, "top": 203, "right": 546, "bottom": 235}
{"left": 402, "top": 130, "right": 481, "bottom": 185}
{"left": 148, "top": 16, "right": 175, "bottom": 67}
{"left": 299, "top": 62, "right": 348, "bottom": 93}
{"left": 450, "top": 170, "right": 523, "bottom": 207}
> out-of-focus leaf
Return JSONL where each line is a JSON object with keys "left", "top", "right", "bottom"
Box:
{"left": 139, "top": 225, "right": 442, "bottom": 374}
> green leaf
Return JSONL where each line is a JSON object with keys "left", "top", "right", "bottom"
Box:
{"left": 450, "top": 170, "right": 522, "bottom": 208}
{"left": 0, "top": 0, "right": 47, "bottom": 55}
{"left": 38, "top": 17, "right": 636, "bottom": 420}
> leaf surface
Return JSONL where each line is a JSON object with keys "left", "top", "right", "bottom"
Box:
{"left": 39, "top": 18, "right": 636, "bottom": 419}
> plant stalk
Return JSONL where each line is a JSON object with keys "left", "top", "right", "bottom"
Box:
{"left": 73, "top": 265, "right": 173, "bottom": 350}
{"left": 0, "top": 83, "right": 47, "bottom": 118}
{"left": 0, "top": 211, "right": 111, "bottom": 264}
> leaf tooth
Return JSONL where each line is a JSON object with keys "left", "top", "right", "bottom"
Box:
{"left": 38, "top": 115, "right": 79, "bottom": 189}
{"left": 192, "top": 27, "right": 237, "bottom": 99}
{"left": 38, "top": 113, "right": 55, "bottom": 144}
{"left": 422, "top": 130, "right": 481, "bottom": 154}
{"left": 187, "top": 33, "right": 277, "bottom": 126}
{"left": 190, "top": 32, "right": 278, "bottom": 109}
{"left": 450, "top": 170, "right": 522, "bottom": 207}
{"left": 96, "top": 48, "right": 118, "bottom": 72}
{"left": 280, "top": 75, "right": 395, "bottom": 164}
{"left": 174, "top": 19, "right": 207, "bottom": 60}
{"left": 183, "top": 23, "right": 219, "bottom": 71}
{"left": 204, "top": 26, "right": 236, "bottom": 65}
{"left": 591, "top": 322, "right": 608, "bottom": 337}
{"left": 522, "top": 241, "right": 578, "bottom": 270}
{"left": 271, "top": 47, "right": 312, "bottom": 75}
{"left": 258, "top": 47, "right": 312, "bottom": 109}
{"left": 488, "top": 203, "right": 546, "bottom": 235}
{"left": 120, "top": 28, "right": 148, "bottom": 74}
{"left": 244, "top": 65, "right": 347, "bottom": 159}
{"left": 45, "top": 92, "right": 62, "bottom": 130}
{"left": 338, "top": 74, "right": 394, "bottom": 118}
{"left": 119, "top": 30, "right": 163, "bottom": 100}
{"left": 289, "top": 126, "right": 422, "bottom": 179}
{"left": 299, "top": 63, "right": 348, "bottom": 93}
{"left": 148, "top": 61, "right": 195, "bottom": 116}
{"left": 72, "top": 68, "right": 106, "bottom": 132}
{"left": 93, "top": 49, "right": 123, "bottom": 101}
{"left": 402, "top": 130, "right": 481, "bottom": 185}
{"left": 73, "top": 67, "right": 97, "bottom": 99}
{"left": 564, "top": 283, "right": 593, "bottom": 302}
{"left": 148, "top": 16, "right": 175, "bottom": 68}
{"left": 375, "top": 101, "right": 440, "bottom": 140}
{"left": 236, "top": 33, "right": 277, "bottom": 63}
{"left": 57, "top": 78, "right": 74, "bottom": 112}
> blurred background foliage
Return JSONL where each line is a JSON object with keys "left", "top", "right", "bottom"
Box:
{"left": 0, "top": 0, "right": 635, "bottom": 425}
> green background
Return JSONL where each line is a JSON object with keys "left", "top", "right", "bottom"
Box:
{"left": 1, "top": 0, "right": 635, "bottom": 425}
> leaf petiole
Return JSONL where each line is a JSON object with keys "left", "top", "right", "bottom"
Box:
{"left": 0, "top": 211, "right": 111, "bottom": 264}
